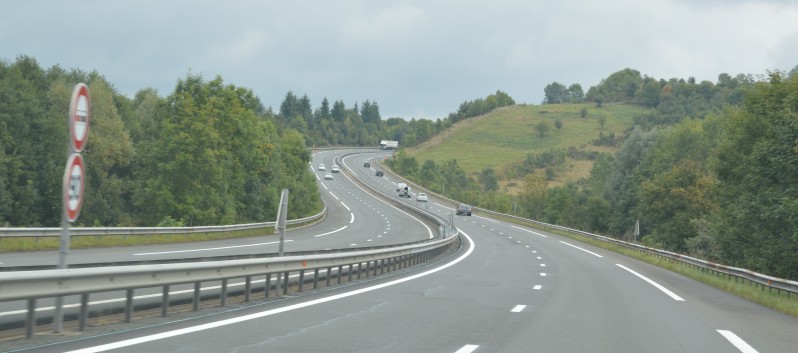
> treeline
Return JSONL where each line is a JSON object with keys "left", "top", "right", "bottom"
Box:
{"left": 392, "top": 69, "right": 798, "bottom": 280}
{"left": 0, "top": 56, "right": 320, "bottom": 227}
{"left": 276, "top": 89, "right": 515, "bottom": 147}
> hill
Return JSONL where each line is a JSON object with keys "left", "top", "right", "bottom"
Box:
{"left": 405, "top": 103, "right": 650, "bottom": 193}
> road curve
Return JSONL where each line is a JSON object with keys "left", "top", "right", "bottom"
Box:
{"left": 6, "top": 150, "right": 798, "bottom": 353}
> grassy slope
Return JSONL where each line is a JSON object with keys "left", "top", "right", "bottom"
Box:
{"left": 406, "top": 103, "right": 649, "bottom": 191}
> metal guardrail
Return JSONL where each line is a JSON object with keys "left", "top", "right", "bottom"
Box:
{"left": 1, "top": 150, "right": 460, "bottom": 339}
{"left": 375, "top": 161, "right": 798, "bottom": 296}
{"left": 0, "top": 204, "right": 327, "bottom": 238}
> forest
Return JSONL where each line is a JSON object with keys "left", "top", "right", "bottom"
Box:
{"left": 0, "top": 55, "right": 514, "bottom": 228}
{"left": 389, "top": 68, "right": 798, "bottom": 280}
{"left": 3, "top": 54, "right": 796, "bottom": 280}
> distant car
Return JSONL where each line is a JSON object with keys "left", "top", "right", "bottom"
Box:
{"left": 375, "top": 170, "right": 384, "bottom": 177}
{"left": 331, "top": 165, "right": 340, "bottom": 173}
{"left": 318, "top": 163, "right": 326, "bottom": 171}
{"left": 324, "top": 173, "right": 333, "bottom": 180}
{"left": 363, "top": 162, "right": 371, "bottom": 167}
{"left": 417, "top": 193, "right": 428, "bottom": 202}
{"left": 456, "top": 203, "right": 472, "bottom": 216}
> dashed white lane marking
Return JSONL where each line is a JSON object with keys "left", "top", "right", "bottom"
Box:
{"left": 533, "top": 285, "right": 542, "bottom": 290}
{"left": 329, "top": 192, "right": 339, "bottom": 200}
{"left": 455, "top": 344, "right": 480, "bottom": 353}
{"left": 540, "top": 273, "right": 547, "bottom": 276}
{"left": 510, "top": 225, "right": 548, "bottom": 238}
{"left": 540, "top": 264, "right": 546, "bottom": 267}
{"left": 133, "top": 240, "right": 295, "bottom": 256}
{"left": 717, "top": 330, "right": 759, "bottom": 353}
{"left": 340, "top": 202, "right": 350, "bottom": 211}
{"left": 511, "top": 305, "right": 526, "bottom": 313}
{"left": 313, "top": 225, "right": 348, "bottom": 238}
{"left": 616, "top": 264, "right": 685, "bottom": 301}
{"left": 559, "top": 241, "right": 603, "bottom": 258}
{"left": 321, "top": 183, "right": 328, "bottom": 190}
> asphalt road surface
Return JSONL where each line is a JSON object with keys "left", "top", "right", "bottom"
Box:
{"left": 4, "top": 150, "right": 797, "bottom": 353}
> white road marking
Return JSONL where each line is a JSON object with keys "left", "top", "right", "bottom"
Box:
{"left": 559, "top": 241, "right": 603, "bottom": 257}
{"left": 340, "top": 202, "right": 350, "bottom": 211}
{"left": 313, "top": 225, "right": 348, "bottom": 238}
{"left": 540, "top": 273, "right": 547, "bottom": 276}
{"left": 717, "top": 330, "right": 759, "bottom": 353}
{"left": 350, "top": 213, "right": 354, "bottom": 224}
{"left": 434, "top": 202, "right": 452, "bottom": 210}
{"left": 510, "top": 225, "right": 548, "bottom": 238}
{"left": 616, "top": 264, "right": 685, "bottom": 301}
{"left": 533, "top": 285, "right": 542, "bottom": 290}
{"left": 511, "top": 305, "right": 526, "bottom": 313}
{"left": 133, "top": 240, "right": 295, "bottom": 256}
{"left": 329, "top": 192, "right": 339, "bottom": 200}
{"left": 455, "top": 344, "right": 480, "bottom": 353}
{"left": 540, "top": 264, "right": 546, "bottom": 267}
{"left": 64, "top": 231, "right": 477, "bottom": 353}
{"left": 321, "top": 183, "right": 328, "bottom": 190}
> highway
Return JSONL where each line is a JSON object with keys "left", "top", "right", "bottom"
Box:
{"left": 4, "top": 150, "right": 798, "bottom": 352}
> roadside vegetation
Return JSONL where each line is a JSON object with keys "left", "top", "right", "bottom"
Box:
{"left": 389, "top": 67, "right": 798, "bottom": 283}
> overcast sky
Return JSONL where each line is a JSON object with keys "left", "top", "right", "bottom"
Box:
{"left": 2, "top": 0, "right": 796, "bottom": 119}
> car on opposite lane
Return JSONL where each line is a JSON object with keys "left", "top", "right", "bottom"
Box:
{"left": 456, "top": 203, "right": 472, "bottom": 216}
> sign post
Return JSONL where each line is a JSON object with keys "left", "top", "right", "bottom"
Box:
{"left": 274, "top": 189, "right": 289, "bottom": 297}
{"left": 55, "top": 83, "right": 90, "bottom": 333}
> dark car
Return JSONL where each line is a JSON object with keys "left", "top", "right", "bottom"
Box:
{"left": 364, "top": 162, "right": 371, "bottom": 167}
{"left": 375, "top": 170, "right": 384, "bottom": 177}
{"left": 456, "top": 203, "right": 472, "bottom": 216}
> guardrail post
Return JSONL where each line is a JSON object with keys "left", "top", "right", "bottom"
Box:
{"left": 326, "top": 267, "right": 332, "bottom": 286}
{"left": 221, "top": 279, "right": 228, "bottom": 307}
{"left": 298, "top": 270, "right": 305, "bottom": 292}
{"left": 265, "top": 273, "right": 271, "bottom": 298}
{"left": 348, "top": 264, "right": 353, "bottom": 282}
{"left": 193, "top": 282, "right": 201, "bottom": 311}
{"left": 313, "top": 269, "right": 320, "bottom": 289}
{"left": 337, "top": 266, "right": 343, "bottom": 284}
{"left": 283, "top": 272, "right": 289, "bottom": 295}
{"left": 26, "top": 299, "right": 35, "bottom": 339}
{"left": 79, "top": 293, "right": 89, "bottom": 331}
{"left": 161, "top": 285, "right": 169, "bottom": 317}
{"left": 245, "top": 276, "right": 252, "bottom": 302}
{"left": 125, "top": 289, "right": 133, "bottom": 323}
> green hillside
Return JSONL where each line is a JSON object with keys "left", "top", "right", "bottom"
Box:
{"left": 405, "top": 103, "right": 650, "bottom": 191}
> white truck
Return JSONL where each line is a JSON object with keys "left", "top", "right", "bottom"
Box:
{"left": 396, "top": 182, "right": 411, "bottom": 198}
{"left": 380, "top": 140, "right": 399, "bottom": 150}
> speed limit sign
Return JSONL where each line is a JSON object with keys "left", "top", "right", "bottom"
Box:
{"left": 63, "top": 153, "right": 85, "bottom": 222}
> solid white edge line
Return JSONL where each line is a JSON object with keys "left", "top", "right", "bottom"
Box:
{"left": 64, "top": 231, "right": 476, "bottom": 353}
{"left": 616, "top": 264, "right": 685, "bottom": 301}
{"left": 558, "top": 241, "right": 603, "bottom": 258}
{"left": 313, "top": 225, "right": 348, "bottom": 238}
{"left": 133, "top": 240, "right": 295, "bottom": 256}
{"left": 510, "top": 225, "right": 548, "bottom": 238}
{"left": 455, "top": 344, "right": 480, "bottom": 353}
{"left": 717, "top": 330, "right": 760, "bottom": 353}
{"left": 511, "top": 305, "right": 526, "bottom": 313}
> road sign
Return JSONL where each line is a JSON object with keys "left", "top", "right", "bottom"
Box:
{"left": 69, "top": 83, "right": 90, "bottom": 152}
{"left": 63, "top": 153, "right": 85, "bottom": 222}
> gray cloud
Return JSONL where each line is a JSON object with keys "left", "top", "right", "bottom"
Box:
{"left": 2, "top": 0, "right": 796, "bottom": 118}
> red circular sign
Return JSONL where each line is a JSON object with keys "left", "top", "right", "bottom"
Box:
{"left": 63, "top": 154, "right": 85, "bottom": 222}
{"left": 69, "top": 83, "right": 90, "bottom": 152}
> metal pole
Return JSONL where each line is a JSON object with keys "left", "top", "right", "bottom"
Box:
{"left": 274, "top": 189, "right": 289, "bottom": 298}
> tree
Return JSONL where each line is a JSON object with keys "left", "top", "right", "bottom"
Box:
{"left": 534, "top": 121, "right": 550, "bottom": 137}
{"left": 479, "top": 167, "right": 499, "bottom": 191}
{"left": 543, "top": 82, "right": 568, "bottom": 104}
{"left": 711, "top": 71, "right": 798, "bottom": 279}
{"left": 567, "top": 84, "right": 584, "bottom": 102}
{"left": 520, "top": 173, "right": 547, "bottom": 219}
